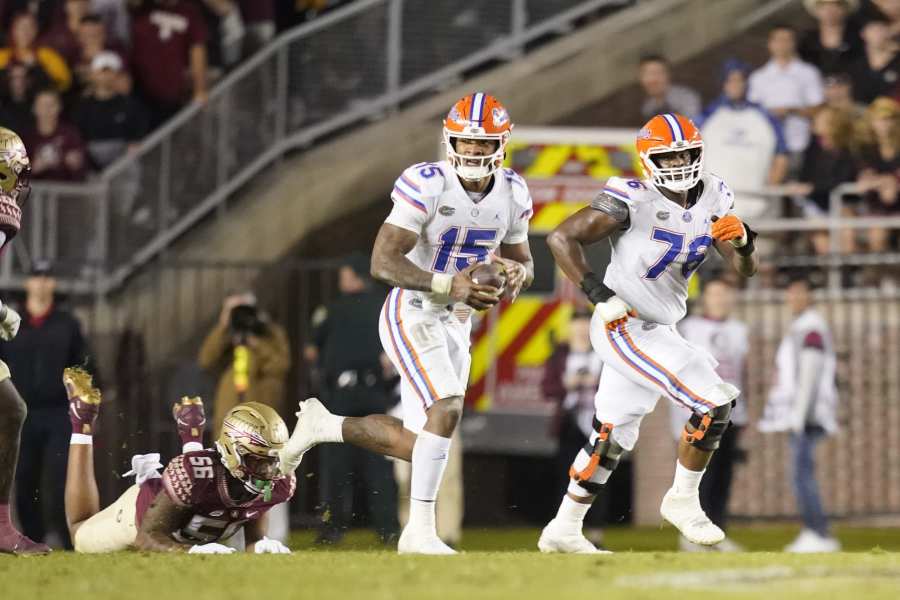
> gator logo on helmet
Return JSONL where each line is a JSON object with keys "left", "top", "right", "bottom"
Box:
{"left": 492, "top": 107, "right": 509, "bottom": 128}
{"left": 448, "top": 106, "right": 468, "bottom": 127}
{"left": 637, "top": 127, "right": 654, "bottom": 140}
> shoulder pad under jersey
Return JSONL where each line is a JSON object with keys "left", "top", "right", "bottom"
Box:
{"left": 161, "top": 450, "right": 217, "bottom": 508}
{"left": 602, "top": 177, "right": 651, "bottom": 207}
{"left": 391, "top": 162, "right": 448, "bottom": 215}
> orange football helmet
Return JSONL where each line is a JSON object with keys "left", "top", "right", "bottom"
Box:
{"left": 443, "top": 92, "right": 513, "bottom": 181}
{"left": 636, "top": 113, "right": 704, "bottom": 192}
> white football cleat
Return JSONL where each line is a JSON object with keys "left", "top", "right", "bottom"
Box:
{"left": 279, "top": 398, "right": 333, "bottom": 474}
{"left": 397, "top": 526, "right": 457, "bottom": 555}
{"left": 660, "top": 487, "right": 725, "bottom": 546}
{"left": 537, "top": 519, "right": 611, "bottom": 554}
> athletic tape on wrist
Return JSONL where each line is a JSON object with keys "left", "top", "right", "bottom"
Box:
{"left": 431, "top": 273, "right": 453, "bottom": 295}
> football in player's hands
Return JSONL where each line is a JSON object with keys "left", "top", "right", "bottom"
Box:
{"left": 470, "top": 262, "right": 507, "bottom": 293}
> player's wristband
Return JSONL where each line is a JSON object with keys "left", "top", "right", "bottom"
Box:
{"left": 580, "top": 272, "right": 616, "bottom": 305}
{"left": 734, "top": 225, "right": 757, "bottom": 257}
{"left": 431, "top": 273, "right": 453, "bottom": 296}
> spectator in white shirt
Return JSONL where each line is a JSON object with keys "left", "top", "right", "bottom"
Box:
{"left": 700, "top": 59, "right": 790, "bottom": 228}
{"left": 748, "top": 25, "right": 825, "bottom": 161}
{"left": 638, "top": 54, "right": 702, "bottom": 122}
{"left": 759, "top": 277, "right": 840, "bottom": 553}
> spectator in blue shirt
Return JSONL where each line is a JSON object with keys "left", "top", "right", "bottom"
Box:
{"left": 699, "top": 59, "right": 790, "bottom": 228}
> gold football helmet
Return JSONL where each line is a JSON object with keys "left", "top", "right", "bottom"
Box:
{"left": 0, "top": 127, "right": 29, "bottom": 236}
{"left": 216, "top": 402, "right": 289, "bottom": 500}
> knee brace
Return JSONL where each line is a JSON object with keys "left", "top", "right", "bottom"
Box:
{"left": 569, "top": 419, "right": 626, "bottom": 495}
{"left": 683, "top": 402, "right": 732, "bottom": 451}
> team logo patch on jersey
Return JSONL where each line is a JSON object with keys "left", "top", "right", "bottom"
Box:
{"left": 409, "top": 296, "right": 423, "bottom": 309}
{"left": 656, "top": 210, "right": 670, "bottom": 220}
{"left": 642, "top": 322, "right": 657, "bottom": 331}
{"left": 210, "top": 510, "right": 224, "bottom": 517}
{"left": 492, "top": 107, "right": 509, "bottom": 127}
{"left": 471, "top": 207, "right": 480, "bottom": 217}
{"left": 682, "top": 212, "right": 693, "bottom": 223}
{"left": 439, "top": 206, "right": 455, "bottom": 216}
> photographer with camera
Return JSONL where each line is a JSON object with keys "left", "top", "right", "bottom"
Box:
{"left": 198, "top": 292, "right": 290, "bottom": 439}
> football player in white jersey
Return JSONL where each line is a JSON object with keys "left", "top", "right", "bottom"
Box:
{"left": 279, "top": 93, "right": 534, "bottom": 554}
{"left": 538, "top": 113, "right": 758, "bottom": 553}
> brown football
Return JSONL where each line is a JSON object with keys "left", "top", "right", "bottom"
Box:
{"left": 470, "top": 262, "right": 508, "bottom": 291}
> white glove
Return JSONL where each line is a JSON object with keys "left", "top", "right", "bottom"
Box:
{"left": 188, "top": 543, "right": 237, "bottom": 554}
{"left": 0, "top": 302, "right": 21, "bottom": 341}
{"left": 253, "top": 536, "right": 291, "bottom": 554}
{"left": 122, "top": 453, "right": 164, "bottom": 485}
{"left": 595, "top": 296, "right": 635, "bottom": 329}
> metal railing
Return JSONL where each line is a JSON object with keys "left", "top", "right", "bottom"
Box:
{"left": 7, "top": 0, "right": 636, "bottom": 292}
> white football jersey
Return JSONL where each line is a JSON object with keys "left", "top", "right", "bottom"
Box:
{"left": 601, "top": 173, "right": 735, "bottom": 325}
{"left": 679, "top": 315, "right": 749, "bottom": 425}
{"left": 384, "top": 160, "right": 532, "bottom": 308}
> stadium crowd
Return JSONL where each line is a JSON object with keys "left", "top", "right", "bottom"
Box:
{"left": 0, "top": 0, "right": 351, "bottom": 180}
{"left": 638, "top": 0, "right": 900, "bottom": 259}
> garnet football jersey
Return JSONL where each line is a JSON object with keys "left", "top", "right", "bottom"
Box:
{"left": 137, "top": 449, "right": 295, "bottom": 544}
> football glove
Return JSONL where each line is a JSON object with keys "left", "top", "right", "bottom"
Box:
{"left": 0, "top": 302, "right": 21, "bottom": 341}
{"left": 595, "top": 296, "right": 636, "bottom": 331}
{"left": 253, "top": 537, "right": 291, "bottom": 554}
{"left": 710, "top": 215, "right": 748, "bottom": 247}
{"left": 188, "top": 543, "right": 237, "bottom": 554}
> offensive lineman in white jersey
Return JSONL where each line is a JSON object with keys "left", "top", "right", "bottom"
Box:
{"left": 279, "top": 93, "right": 534, "bottom": 554}
{"left": 539, "top": 113, "right": 758, "bottom": 553}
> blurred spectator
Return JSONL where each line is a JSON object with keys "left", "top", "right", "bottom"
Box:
{"left": 71, "top": 14, "right": 126, "bottom": 94}
{"left": 871, "top": 0, "right": 900, "bottom": 35}
{"left": 748, "top": 24, "right": 824, "bottom": 160}
{"left": 25, "top": 87, "right": 86, "bottom": 181}
{"left": 823, "top": 71, "right": 865, "bottom": 115}
{"left": 540, "top": 306, "right": 606, "bottom": 544}
{"left": 90, "top": 0, "right": 129, "bottom": 45}
{"left": 759, "top": 277, "right": 840, "bottom": 553}
{"left": 0, "top": 261, "right": 95, "bottom": 549}
{"left": 853, "top": 96, "right": 900, "bottom": 251}
{"left": 0, "top": 0, "right": 64, "bottom": 33}
{"left": 700, "top": 59, "right": 789, "bottom": 226}
{"left": 129, "top": 0, "right": 208, "bottom": 128}
{"left": 197, "top": 291, "right": 290, "bottom": 438}
{"left": 38, "top": 0, "right": 90, "bottom": 67}
{"left": 201, "top": 0, "right": 244, "bottom": 68}
{"left": 799, "top": 0, "right": 863, "bottom": 75}
{"left": 0, "top": 62, "right": 43, "bottom": 132}
{"left": 669, "top": 279, "right": 748, "bottom": 552}
{"left": 638, "top": 55, "right": 701, "bottom": 122}
{"left": 0, "top": 12, "right": 71, "bottom": 92}
{"left": 306, "top": 255, "right": 399, "bottom": 545}
{"left": 848, "top": 14, "right": 900, "bottom": 103}
{"left": 790, "top": 106, "right": 858, "bottom": 254}
{"left": 72, "top": 51, "right": 148, "bottom": 171}
{"left": 239, "top": 0, "right": 274, "bottom": 54}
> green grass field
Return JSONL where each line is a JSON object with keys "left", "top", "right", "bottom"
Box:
{"left": 4, "top": 526, "right": 900, "bottom": 600}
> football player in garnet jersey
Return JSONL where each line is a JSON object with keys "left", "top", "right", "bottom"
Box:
{"left": 539, "top": 113, "right": 758, "bottom": 553}
{"left": 63, "top": 368, "right": 294, "bottom": 553}
{"left": 0, "top": 127, "right": 50, "bottom": 555}
{"left": 279, "top": 93, "right": 534, "bottom": 554}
